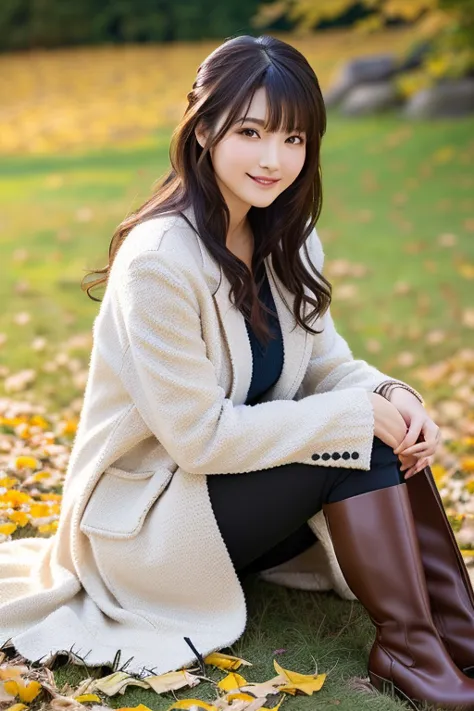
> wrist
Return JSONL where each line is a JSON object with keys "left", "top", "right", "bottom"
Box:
{"left": 374, "top": 380, "right": 424, "bottom": 406}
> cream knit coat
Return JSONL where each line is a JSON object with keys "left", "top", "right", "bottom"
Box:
{"left": 0, "top": 204, "right": 424, "bottom": 676}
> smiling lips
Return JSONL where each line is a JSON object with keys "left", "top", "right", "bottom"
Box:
{"left": 248, "top": 174, "right": 281, "bottom": 186}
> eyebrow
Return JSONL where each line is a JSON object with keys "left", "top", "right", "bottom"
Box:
{"left": 236, "top": 117, "right": 266, "bottom": 126}
{"left": 235, "top": 117, "right": 305, "bottom": 132}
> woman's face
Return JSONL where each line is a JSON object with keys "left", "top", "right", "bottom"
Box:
{"left": 196, "top": 87, "right": 307, "bottom": 216}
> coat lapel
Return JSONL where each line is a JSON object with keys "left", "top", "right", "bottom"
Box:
{"left": 179, "top": 205, "right": 312, "bottom": 406}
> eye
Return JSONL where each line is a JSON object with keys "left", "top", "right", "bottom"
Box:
{"left": 238, "top": 128, "right": 259, "bottom": 138}
{"left": 238, "top": 128, "right": 305, "bottom": 144}
{"left": 288, "top": 134, "right": 305, "bottom": 145}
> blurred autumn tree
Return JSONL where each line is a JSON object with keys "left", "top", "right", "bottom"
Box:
{"left": 252, "top": 0, "right": 474, "bottom": 85}
{"left": 0, "top": 0, "right": 269, "bottom": 50}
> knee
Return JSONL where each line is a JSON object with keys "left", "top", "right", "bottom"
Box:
{"left": 371, "top": 436, "right": 399, "bottom": 468}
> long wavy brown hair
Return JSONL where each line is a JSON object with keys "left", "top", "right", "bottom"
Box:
{"left": 81, "top": 33, "right": 332, "bottom": 346}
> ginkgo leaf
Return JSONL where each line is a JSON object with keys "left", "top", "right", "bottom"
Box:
{"left": 143, "top": 670, "right": 201, "bottom": 694}
{"left": 92, "top": 671, "right": 151, "bottom": 696}
{"left": 166, "top": 700, "right": 217, "bottom": 710}
{"left": 116, "top": 705, "right": 154, "bottom": 711}
{"left": 3, "top": 679, "right": 42, "bottom": 703}
{"left": 214, "top": 696, "right": 268, "bottom": 711}
{"left": 0, "top": 666, "right": 29, "bottom": 680}
{"left": 273, "top": 660, "right": 326, "bottom": 695}
{"left": 4, "top": 704, "right": 29, "bottom": 711}
{"left": 217, "top": 672, "right": 248, "bottom": 691}
{"left": 7, "top": 511, "right": 29, "bottom": 527}
{"left": 14, "top": 456, "right": 39, "bottom": 470}
{"left": 224, "top": 693, "right": 256, "bottom": 702}
{"left": 225, "top": 696, "right": 267, "bottom": 711}
{"left": 73, "top": 693, "right": 102, "bottom": 702}
{"left": 237, "top": 675, "right": 286, "bottom": 698}
{"left": 0, "top": 523, "right": 17, "bottom": 536}
{"left": 204, "top": 653, "right": 251, "bottom": 671}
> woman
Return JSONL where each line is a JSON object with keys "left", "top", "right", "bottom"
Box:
{"left": 1, "top": 34, "right": 474, "bottom": 708}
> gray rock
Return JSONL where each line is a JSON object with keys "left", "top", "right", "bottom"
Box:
{"left": 404, "top": 79, "right": 474, "bottom": 118}
{"left": 398, "top": 39, "right": 433, "bottom": 72}
{"left": 340, "top": 81, "right": 402, "bottom": 116}
{"left": 324, "top": 54, "right": 397, "bottom": 107}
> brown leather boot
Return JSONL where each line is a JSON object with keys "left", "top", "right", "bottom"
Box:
{"left": 407, "top": 464, "right": 474, "bottom": 677}
{"left": 323, "top": 483, "right": 474, "bottom": 708}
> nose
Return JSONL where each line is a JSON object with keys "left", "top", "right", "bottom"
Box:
{"left": 258, "top": 136, "right": 281, "bottom": 173}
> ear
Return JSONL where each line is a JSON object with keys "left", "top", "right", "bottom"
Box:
{"left": 194, "top": 122, "right": 209, "bottom": 149}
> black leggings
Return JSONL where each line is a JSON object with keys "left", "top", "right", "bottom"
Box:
{"left": 207, "top": 436, "right": 404, "bottom": 578}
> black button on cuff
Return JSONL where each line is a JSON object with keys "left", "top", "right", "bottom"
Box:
{"left": 351, "top": 452, "right": 360, "bottom": 459}
{"left": 332, "top": 453, "right": 341, "bottom": 460}
{"left": 322, "top": 453, "right": 331, "bottom": 461}
{"left": 311, "top": 454, "right": 320, "bottom": 461}
{"left": 342, "top": 452, "right": 350, "bottom": 460}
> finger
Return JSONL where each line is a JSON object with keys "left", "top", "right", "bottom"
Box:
{"left": 399, "top": 456, "right": 416, "bottom": 470}
{"left": 404, "top": 457, "right": 430, "bottom": 479}
{"left": 413, "top": 443, "right": 437, "bottom": 458}
{"left": 398, "top": 440, "right": 438, "bottom": 458}
{"left": 399, "top": 458, "right": 418, "bottom": 473}
{"left": 403, "top": 464, "right": 420, "bottom": 477}
{"left": 397, "top": 442, "right": 430, "bottom": 456}
{"left": 394, "top": 425, "right": 424, "bottom": 454}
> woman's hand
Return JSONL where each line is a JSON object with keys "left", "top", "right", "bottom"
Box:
{"left": 389, "top": 388, "right": 441, "bottom": 479}
{"left": 368, "top": 393, "right": 409, "bottom": 450}
{"left": 398, "top": 450, "right": 433, "bottom": 479}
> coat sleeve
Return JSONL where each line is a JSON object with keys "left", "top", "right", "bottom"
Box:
{"left": 117, "top": 248, "right": 378, "bottom": 476}
{"left": 295, "top": 228, "right": 425, "bottom": 405}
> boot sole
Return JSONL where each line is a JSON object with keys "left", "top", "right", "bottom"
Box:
{"left": 369, "top": 670, "right": 424, "bottom": 710}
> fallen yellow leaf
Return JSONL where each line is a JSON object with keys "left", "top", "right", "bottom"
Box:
{"left": 0, "top": 477, "right": 19, "bottom": 489}
{"left": 166, "top": 701, "right": 217, "bottom": 710}
{"left": 217, "top": 672, "right": 248, "bottom": 692}
{"left": 3, "top": 679, "right": 42, "bottom": 703}
{"left": 143, "top": 669, "right": 201, "bottom": 694}
{"left": 29, "top": 503, "right": 52, "bottom": 517}
{"left": 225, "top": 693, "right": 256, "bottom": 702}
{"left": 0, "top": 667, "right": 29, "bottom": 680}
{"left": 92, "top": 671, "right": 151, "bottom": 696}
{"left": 73, "top": 693, "right": 102, "bottom": 703}
{"left": 0, "top": 491, "right": 31, "bottom": 507}
{"left": 28, "top": 415, "right": 49, "bottom": 428}
{"left": 273, "top": 660, "right": 326, "bottom": 696}
{"left": 204, "top": 652, "right": 251, "bottom": 671}
{"left": 458, "top": 264, "right": 474, "bottom": 280}
{"left": 7, "top": 511, "right": 29, "bottom": 527}
{"left": 461, "top": 458, "right": 474, "bottom": 474}
{"left": 0, "top": 523, "right": 17, "bottom": 536}
{"left": 14, "top": 456, "right": 39, "bottom": 470}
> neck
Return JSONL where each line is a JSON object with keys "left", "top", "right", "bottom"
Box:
{"left": 214, "top": 174, "right": 251, "bottom": 247}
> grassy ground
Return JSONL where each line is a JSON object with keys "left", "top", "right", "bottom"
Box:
{"left": 50, "top": 580, "right": 402, "bottom": 710}
{"left": 0, "top": 114, "right": 473, "bottom": 411}
{"left": 1, "top": 27, "right": 474, "bottom": 711}
{"left": 1, "top": 111, "right": 473, "bottom": 711}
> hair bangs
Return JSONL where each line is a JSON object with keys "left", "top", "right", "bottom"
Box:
{"left": 262, "top": 69, "right": 318, "bottom": 140}
{"left": 216, "top": 65, "right": 320, "bottom": 143}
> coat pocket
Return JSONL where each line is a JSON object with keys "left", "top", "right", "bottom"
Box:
{"left": 79, "top": 465, "right": 173, "bottom": 540}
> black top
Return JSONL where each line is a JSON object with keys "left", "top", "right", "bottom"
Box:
{"left": 244, "top": 263, "right": 284, "bottom": 405}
